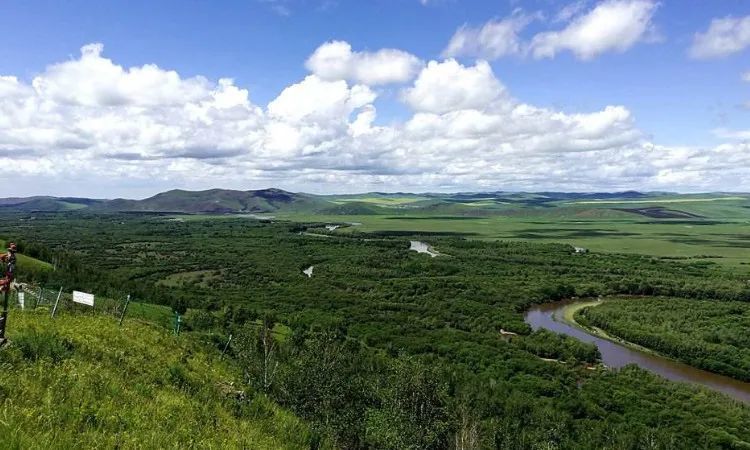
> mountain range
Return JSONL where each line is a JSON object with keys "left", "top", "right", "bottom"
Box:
{"left": 0, "top": 188, "right": 745, "bottom": 216}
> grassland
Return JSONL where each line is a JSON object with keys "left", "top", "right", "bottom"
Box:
{"left": 272, "top": 211, "right": 750, "bottom": 268}
{"left": 0, "top": 310, "right": 319, "bottom": 449}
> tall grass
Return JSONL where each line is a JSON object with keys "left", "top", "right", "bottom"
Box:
{"left": 0, "top": 310, "right": 321, "bottom": 449}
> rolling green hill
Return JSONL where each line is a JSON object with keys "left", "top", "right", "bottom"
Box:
{"left": 95, "top": 188, "right": 331, "bottom": 214}
{"left": 0, "top": 310, "right": 320, "bottom": 449}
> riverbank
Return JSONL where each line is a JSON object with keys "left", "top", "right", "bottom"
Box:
{"left": 525, "top": 299, "right": 750, "bottom": 404}
{"left": 561, "top": 299, "right": 666, "bottom": 358}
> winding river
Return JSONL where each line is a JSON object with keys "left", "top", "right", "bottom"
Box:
{"left": 525, "top": 300, "right": 750, "bottom": 404}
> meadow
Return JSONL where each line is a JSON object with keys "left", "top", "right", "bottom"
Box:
{"left": 276, "top": 213, "right": 750, "bottom": 268}
{"left": 0, "top": 309, "right": 320, "bottom": 449}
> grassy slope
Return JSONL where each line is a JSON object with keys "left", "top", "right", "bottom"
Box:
{"left": 0, "top": 240, "right": 53, "bottom": 274}
{"left": 0, "top": 311, "right": 318, "bottom": 449}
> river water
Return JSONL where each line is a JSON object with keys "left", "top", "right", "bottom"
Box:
{"left": 525, "top": 300, "right": 750, "bottom": 404}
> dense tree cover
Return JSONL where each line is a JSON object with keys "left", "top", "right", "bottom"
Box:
{"left": 3, "top": 212, "right": 750, "bottom": 448}
{"left": 578, "top": 297, "right": 750, "bottom": 381}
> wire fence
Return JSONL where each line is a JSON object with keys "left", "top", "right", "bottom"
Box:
{"left": 4, "top": 284, "right": 175, "bottom": 330}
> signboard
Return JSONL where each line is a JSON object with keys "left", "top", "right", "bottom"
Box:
{"left": 72, "top": 290, "right": 94, "bottom": 306}
{"left": 18, "top": 292, "right": 24, "bottom": 310}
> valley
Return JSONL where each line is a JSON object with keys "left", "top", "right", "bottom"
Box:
{"left": 2, "top": 207, "right": 750, "bottom": 447}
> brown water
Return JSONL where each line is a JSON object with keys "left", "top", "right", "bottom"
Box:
{"left": 525, "top": 300, "right": 750, "bottom": 404}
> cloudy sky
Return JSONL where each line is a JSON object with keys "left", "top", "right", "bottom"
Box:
{"left": 1, "top": 0, "right": 749, "bottom": 198}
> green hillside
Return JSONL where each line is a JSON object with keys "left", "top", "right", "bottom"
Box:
{"left": 0, "top": 310, "right": 320, "bottom": 449}
{"left": 0, "top": 239, "right": 53, "bottom": 276}
{"left": 96, "top": 188, "right": 332, "bottom": 214}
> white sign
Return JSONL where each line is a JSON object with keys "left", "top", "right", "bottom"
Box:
{"left": 18, "top": 292, "right": 24, "bottom": 310}
{"left": 72, "top": 290, "right": 95, "bottom": 306}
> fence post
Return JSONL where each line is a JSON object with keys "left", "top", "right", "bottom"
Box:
{"left": 36, "top": 286, "right": 43, "bottom": 309}
{"left": 51, "top": 287, "right": 63, "bottom": 319}
{"left": 118, "top": 294, "right": 130, "bottom": 326}
{"left": 220, "top": 334, "right": 233, "bottom": 360}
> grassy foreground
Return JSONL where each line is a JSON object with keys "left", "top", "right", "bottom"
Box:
{"left": 0, "top": 310, "right": 318, "bottom": 449}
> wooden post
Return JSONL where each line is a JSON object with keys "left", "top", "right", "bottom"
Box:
{"left": 51, "top": 287, "right": 63, "bottom": 318}
{"left": 118, "top": 294, "right": 130, "bottom": 326}
{"left": 36, "top": 286, "right": 43, "bottom": 309}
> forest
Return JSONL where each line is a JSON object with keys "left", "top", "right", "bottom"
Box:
{"left": 577, "top": 297, "right": 750, "bottom": 381}
{"left": 3, "top": 211, "right": 750, "bottom": 448}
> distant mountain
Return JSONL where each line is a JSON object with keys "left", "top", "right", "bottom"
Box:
{"left": 94, "top": 188, "right": 330, "bottom": 214}
{"left": 0, "top": 189, "right": 329, "bottom": 214}
{"left": 1, "top": 189, "right": 746, "bottom": 215}
{"left": 0, "top": 196, "right": 104, "bottom": 212}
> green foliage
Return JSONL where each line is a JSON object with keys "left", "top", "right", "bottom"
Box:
{"left": 578, "top": 297, "right": 750, "bottom": 381}
{"left": 3, "top": 213, "right": 750, "bottom": 447}
{"left": 12, "top": 329, "right": 74, "bottom": 363}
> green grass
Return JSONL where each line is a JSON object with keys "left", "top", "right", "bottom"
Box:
{"left": 329, "top": 196, "right": 428, "bottom": 206}
{"left": 143, "top": 193, "right": 750, "bottom": 268}
{"left": 269, "top": 212, "right": 750, "bottom": 268}
{"left": 567, "top": 196, "right": 747, "bottom": 204}
{"left": 0, "top": 240, "right": 54, "bottom": 275}
{"left": 0, "top": 310, "right": 320, "bottom": 449}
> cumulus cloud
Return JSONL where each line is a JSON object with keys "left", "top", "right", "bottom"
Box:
{"left": 305, "top": 41, "right": 423, "bottom": 85}
{"left": 690, "top": 15, "right": 750, "bottom": 59}
{"left": 1, "top": 42, "right": 748, "bottom": 196}
{"left": 442, "top": 13, "right": 537, "bottom": 59}
{"left": 402, "top": 60, "right": 507, "bottom": 113}
{"left": 530, "top": 0, "right": 659, "bottom": 60}
{"left": 442, "top": 1, "right": 658, "bottom": 61}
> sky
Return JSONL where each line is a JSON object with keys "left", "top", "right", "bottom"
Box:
{"left": 0, "top": 0, "right": 749, "bottom": 198}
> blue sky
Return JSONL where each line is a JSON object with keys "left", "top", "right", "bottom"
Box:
{"left": 0, "top": 0, "right": 749, "bottom": 197}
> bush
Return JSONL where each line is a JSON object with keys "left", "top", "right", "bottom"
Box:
{"left": 12, "top": 329, "right": 74, "bottom": 363}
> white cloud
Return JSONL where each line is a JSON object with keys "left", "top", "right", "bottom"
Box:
{"left": 1, "top": 42, "right": 748, "bottom": 196}
{"left": 305, "top": 41, "right": 423, "bottom": 85}
{"left": 743, "top": 71, "right": 750, "bottom": 82}
{"left": 442, "top": 13, "right": 536, "bottom": 59}
{"left": 530, "top": 0, "right": 659, "bottom": 60}
{"left": 402, "top": 60, "right": 506, "bottom": 113}
{"left": 713, "top": 128, "right": 750, "bottom": 140}
{"left": 554, "top": 1, "right": 589, "bottom": 23}
{"left": 268, "top": 74, "right": 374, "bottom": 124}
{"left": 690, "top": 15, "right": 750, "bottom": 59}
{"left": 32, "top": 43, "right": 211, "bottom": 107}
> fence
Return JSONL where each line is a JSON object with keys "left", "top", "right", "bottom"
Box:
{"left": 0, "top": 283, "right": 196, "bottom": 341}
{"left": 1, "top": 284, "right": 163, "bottom": 324}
